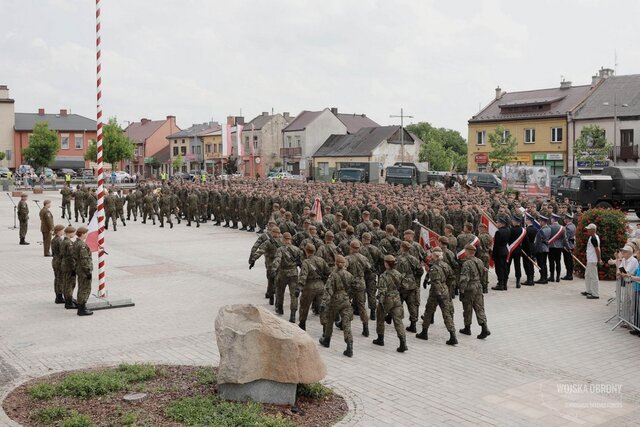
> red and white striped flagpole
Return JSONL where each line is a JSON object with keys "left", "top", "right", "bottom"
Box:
{"left": 96, "top": 0, "right": 107, "bottom": 297}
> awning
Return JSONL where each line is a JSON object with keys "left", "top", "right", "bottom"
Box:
{"left": 51, "top": 156, "right": 86, "bottom": 169}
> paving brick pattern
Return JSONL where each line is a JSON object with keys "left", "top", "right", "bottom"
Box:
{"left": 1, "top": 193, "right": 639, "bottom": 426}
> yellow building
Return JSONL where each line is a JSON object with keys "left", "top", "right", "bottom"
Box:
{"left": 468, "top": 82, "right": 598, "bottom": 176}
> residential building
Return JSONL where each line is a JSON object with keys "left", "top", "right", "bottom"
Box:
{"left": 313, "top": 125, "right": 423, "bottom": 182}
{"left": 0, "top": 85, "right": 15, "bottom": 168}
{"left": 14, "top": 108, "right": 96, "bottom": 170}
{"left": 236, "top": 112, "right": 294, "bottom": 178}
{"left": 199, "top": 126, "right": 223, "bottom": 174}
{"left": 124, "top": 116, "right": 179, "bottom": 177}
{"left": 569, "top": 71, "right": 640, "bottom": 173}
{"left": 282, "top": 107, "right": 378, "bottom": 176}
{"left": 167, "top": 122, "right": 218, "bottom": 174}
{"left": 468, "top": 80, "right": 599, "bottom": 176}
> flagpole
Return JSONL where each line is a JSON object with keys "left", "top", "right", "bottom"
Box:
{"left": 95, "top": 0, "right": 107, "bottom": 298}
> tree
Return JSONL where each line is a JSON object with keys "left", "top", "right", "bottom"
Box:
{"left": 408, "top": 122, "right": 468, "bottom": 171}
{"left": 147, "top": 157, "right": 161, "bottom": 172}
{"left": 172, "top": 153, "right": 184, "bottom": 172}
{"left": 21, "top": 122, "right": 60, "bottom": 169}
{"left": 0, "top": 151, "right": 5, "bottom": 163}
{"left": 84, "top": 117, "right": 135, "bottom": 169}
{"left": 574, "top": 125, "right": 611, "bottom": 172}
{"left": 488, "top": 126, "right": 518, "bottom": 171}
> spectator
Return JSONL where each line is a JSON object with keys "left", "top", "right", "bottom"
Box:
{"left": 630, "top": 224, "right": 640, "bottom": 239}
{"left": 582, "top": 223, "right": 602, "bottom": 300}
{"left": 624, "top": 246, "right": 640, "bottom": 337}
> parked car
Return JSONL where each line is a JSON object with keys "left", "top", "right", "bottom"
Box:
{"left": 466, "top": 172, "right": 502, "bottom": 192}
{"left": 267, "top": 172, "right": 293, "bottom": 181}
{"left": 58, "top": 168, "right": 77, "bottom": 177}
{"left": 0, "top": 167, "right": 9, "bottom": 178}
{"left": 112, "top": 171, "right": 131, "bottom": 183}
{"left": 79, "top": 169, "right": 94, "bottom": 179}
{"left": 170, "top": 172, "right": 191, "bottom": 181}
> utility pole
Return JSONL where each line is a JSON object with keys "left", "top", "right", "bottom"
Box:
{"left": 390, "top": 108, "right": 413, "bottom": 163}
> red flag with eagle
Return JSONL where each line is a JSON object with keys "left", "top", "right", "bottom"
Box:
{"left": 419, "top": 227, "right": 441, "bottom": 251}
{"left": 480, "top": 210, "right": 498, "bottom": 268}
{"left": 312, "top": 197, "right": 322, "bottom": 223}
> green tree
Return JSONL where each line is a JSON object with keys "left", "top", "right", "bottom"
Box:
{"left": 147, "top": 156, "right": 161, "bottom": 172}
{"left": 488, "top": 126, "right": 518, "bottom": 171}
{"left": 84, "top": 117, "right": 135, "bottom": 169}
{"left": 408, "top": 122, "right": 468, "bottom": 171}
{"left": 574, "top": 125, "right": 611, "bottom": 172}
{"left": 172, "top": 153, "right": 184, "bottom": 172}
{"left": 21, "top": 122, "right": 60, "bottom": 169}
{"left": 0, "top": 151, "right": 5, "bottom": 162}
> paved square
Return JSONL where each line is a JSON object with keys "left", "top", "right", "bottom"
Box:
{"left": 1, "top": 192, "right": 639, "bottom": 426}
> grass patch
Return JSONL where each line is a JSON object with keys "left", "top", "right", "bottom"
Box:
{"left": 30, "top": 406, "right": 72, "bottom": 424}
{"left": 119, "top": 411, "right": 138, "bottom": 426}
{"left": 26, "top": 364, "right": 157, "bottom": 400}
{"left": 61, "top": 413, "right": 93, "bottom": 427}
{"left": 297, "top": 383, "right": 333, "bottom": 400}
{"left": 195, "top": 367, "right": 217, "bottom": 385}
{"left": 165, "top": 396, "right": 295, "bottom": 427}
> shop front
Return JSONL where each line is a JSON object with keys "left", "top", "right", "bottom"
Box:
{"left": 474, "top": 153, "right": 489, "bottom": 171}
{"left": 532, "top": 153, "right": 564, "bottom": 176}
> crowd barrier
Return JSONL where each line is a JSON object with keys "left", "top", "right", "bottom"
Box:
{"left": 606, "top": 277, "right": 640, "bottom": 334}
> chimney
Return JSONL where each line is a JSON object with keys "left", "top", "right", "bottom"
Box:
{"left": 330, "top": 107, "right": 338, "bottom": 115}
{"left": 283, "top": 112, "right": 290, "bottom": 119}
{"left": 495, "top": 87, "right": 503, "bottom": 100}
{"left": 262, "top": 112, "right": 268, "bottom": 116}
{"left": 0, "top": 85, "right": 8, "bottom": 99}
{"left": 591, "top": 74, "right": 600, "bottom": 86}
{"left": 236, "top": 116, "right": 245, "bottom": 125}
{"left": 38, "top": 108, "right": 45, "bottom": 115}
{"left": 227, "top": 116, "right": 235, "bottom": 126}
{"left": 59, "top": 109, "right": 68, "bottom": 116}
{"left": 598, "top": 67, "right": 615, "bottom": 79}
{"left": 560, "top": 79, "right": 572, "bottom": 89}
{"left": 141, "top": 118, "right": 150, "bottom": 125}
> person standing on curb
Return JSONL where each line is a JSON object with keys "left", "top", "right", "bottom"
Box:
{"left": 39, "top": 200, "right": 54, "bottom": 256}
{"left": 18, "top": 193, "right": 29, "bottom": 245}
{"left": 582, "top": 223, "right": 602, "bottom": 300}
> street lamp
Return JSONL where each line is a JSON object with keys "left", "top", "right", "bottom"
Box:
{"left": 603, "top": 94, "right": 629, "bottom": 164}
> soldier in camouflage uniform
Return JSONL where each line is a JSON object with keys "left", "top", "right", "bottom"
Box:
{"left": 379, "top": 224, "right": 401, "bottom": 256}
{"left": 73, "top": 226, "right": 94, "bottom": 316}
{"left": 87, "top": 188, "right": 97, "bottom": 223}
{"left": 458, "top": 244, "right": 491, "bottom": 339}
{"left": 250, "top": 224, "right": 281, "bottom": 305}
{"left": 271, "top": 232, "right": 303, "bottom": 320}
{"left": 316, "top": 231, "right": 339, "bottom": 268}
{"left": 61, "top": 226, "right": 77, "bottom": 309}
{"left": 142, "top": 190, "right": 157, "bottom": 225}
{"left": 396, "top": 241, "right": 423, "bottom": 333}
{"left": 126, "top": 189, "right": 137, "bottom": 221}
{"left": 370, "top": 219, "right": 385, "bottom": 246}
{"left": 476, "top": 223, "right": 492, "bottom": 293}
{"left": 159, "top": 190, "right": 173, "bottom": 228}
{"left": 115, "top": 190, "right": 126, "bottom": 226}
{"left": 355, "top": 210, "right": 373, "bottom": 239}
{"left": 416, "top": 247, "right": 457, "bottom": 345}
{"left": 186, "top": 190, "right": 199, "bottom": 227}
{"left": 299, "top": 225, "right": 323, "bottom": 255}
{"left": 60, "top": 183, "right": 72, "bottom": 219}
{"left": 373, "top": 255, "right": 408, "bottom": 353}
{"left": 444, "top": 224, "right": 457, "bottom": 251}
{"left": 135, "top": 187, "right": 145, "bottom": 219}
{"left": 346, "top": 240, "right": 372, "bottom": 337}
{"left": 296, "top": 243, "right": 331, "bottom": 331}
{"left": 199, "top": 188, "right": 209, "bottom": 223}
{"left": 319, "top": 255, "right": 355, "bottom": 357}
{"left": 73, "top": 185, "right": 85, "bottom": 223}
{"left": 431, "top": 207, "right": 446, "bottom": 236}
{"left": 171, "top": 190, "right": 181, "bottom": 224}
{"left": 359, "top": 232, "right": 383, "bottom": 320}
{"left": 278, "top": 211, "right": 298, "bottom": 236}
{"left": 104, "top": 189, "right": 118, "bottom": 231}
{"left": 51, "top": 224, "right": 66, "bottom": 304}
{"left": 17, "top": 194, "right": 29, "bottom": 245}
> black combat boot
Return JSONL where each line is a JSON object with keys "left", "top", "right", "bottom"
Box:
{"left": 289, "top": 309, "right": 296, "bottom": 323}
{"left": 396, "top": 336, "right": 408, "bottom": 353}
{"left": 275, "top": 305, "right": 284, "bottom": 315}
{"left": 159, "top": 222, "right": 164, "bottom": 228}
{"left": 319, "top": 336, "right": 331, "bottom": 348}
{"left": 231, "top": 222, "right": 238, "bottom": 229}
{"left": 77, "top": 304, "right": 93, "bottom": 316}
{"left": 477, "top": 323, "right": 491, "bottom": 339}
{"left": 19, "top": 238, "right": 30, "bottom": 245}
{"left": 372, "top": 334, "right": 385, "bottom": 346}
{"left": 240, "top": 225, "right": 246, "bottom": 231}
{"left": 370, "top": 308, "right": 376, "bottom": 321}
{"left": 459, "top": 325, "right": 472, "bottom": 335}
{"left": 446, "top": 331, "right": 458, "bottom": 345}
{"left": 122, "top": 219, "right": 126, "bottom": 226}
{"left": 127, "top": 215, "right": 130, "bottom": 221}
{"left": 430, "top": 313, "right": 435, "bottom": 325}
{"left": 65, "top": 300, "right": 78, "bottom": 309}
{"left": 298, "top": 320, "right": 306, "bottom": 330}
{"left": 561, "top": 275, "right": 573, "bottom": 280}
{"left": 265, "top": 292, "right": 270, "bottom": 299}
{"left": 223, "top": 221, "right": 229, "bottom": 228}
{"left": 523, "top": 277, "right": 535, "bottom": 286}
{"left": 343, "top": 342, "right": 353, "bottom": 358}
{"left": 170, "top": 222, "right": 173, "bottom": 229}
{"left": 187, "top": 221, "right": 191, "bottom": 227}
{"left": 269, "top": 295, "right": 274, "bottom": 305}
{"left": 55, "top": 293, "right": 65, "bottom": 304}
{"left": 406, "top": 321, "right": 417, "bottom": 333}
{"left": 362, "top": 323, "right": 369, "bottom": 337}
{"left": 416, "top": 327, "right": 429, "bottom": 340}
{"left": 516, "top": 278, "right": 521, "bottom": 289}
{"left": 196, "top": 222, "right": 200, "bottom": 228}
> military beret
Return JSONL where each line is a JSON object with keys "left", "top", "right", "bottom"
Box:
{"left": 431, "top": 247, "right": 443, "bottom": 253}
{"left": 64, "top": 226, "right": 76, "bottom": 233}
{"left": 305, "top": 243, "right": 316, "bottom": 253}
{"left": 76, "top": 226, "right": 88, "bottom": 235}
{"left": 438, "top": 236, "right": 449, "bottom": 244}
{"left": 464, "top": 244, "right": 477, "bottom": 251}
{"left": 361, "top": 232, "right": 372, "bottom": 240}
{"left": 346, "top": 225, "right": 355, "bottom": 233}
{"left": 372, "top": 219, "right": 381, "bottom": 225}
{"left": 54, "top": 224, "right": 65, "bottom": 232}
{"left": 404, "top": 229, "right": 415, "bottom": 235}
{"left": 335, "top": 255, "right": 347, "bottom": 264}
{"left": 385, "top": 224, "right": 396, "bottom": 232}
{"left": 282, "top": 232, "right": 292, "bottom": 240}
{"left": 383, "top": 254, "right": 396, "bottom": 264}
{"left": 445, "top": 224, "right": 454, "bottom": 231}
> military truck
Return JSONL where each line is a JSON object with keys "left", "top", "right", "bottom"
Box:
{"left": 558, "top": 166, "right": 640, "bottom": 217}
{"left": 385, "top": 162, "right": 430, "bottom": 186}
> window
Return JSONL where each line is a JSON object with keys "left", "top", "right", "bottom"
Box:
{"left": 476, "top": 131, "right": 486, "bottom": 145}
{"left": 533, "top": 160, "right": 563, "bottom": 176}
{"left": 287, "top": 136, "right": 292, "bottom": 148}
{"left": 253, "top": 140, "right": 258, "bottom": 152}
{"left": 318, "top": 162, "right": 329, "bottom": 176}
{"left": 621, "top": 129, "right": 634, "bottom": 147}
{"left": 60, "top": 134, "right": 69, "bottom": 149}
{"left": 134, "top": 147, "right": 140, "bottom": 157}
{"left": 75, "top": 135, "right": 83, "bottom": 149}
{"left": 295, "top": 136, "right": 301, "bottom": 147}
{"left": 173, "top": 147, "right": 179, "bottom": 156}
{"left": 205, "top": 144, "right": 212, "bottom": 153}
{"left": 180, "top": 146, "right": 187, "bottom": 155}
{"left": 245, "top": 136, "right": 250, "bottom": 144}
{"left": 192, "top": 146, "right": 201, "bottom": 155}
{"left": 502, "top": 129, "right": 511, "bottom": 143}
{"left": 524, "top": 128, "right": 536, "bottom": 144}
{"left": 551, "top": 127, "right": 563, "bottom": 143}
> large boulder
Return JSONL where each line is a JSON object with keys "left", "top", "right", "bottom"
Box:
{"left": 215, "top": 304, "right": 327, "bottom": 385}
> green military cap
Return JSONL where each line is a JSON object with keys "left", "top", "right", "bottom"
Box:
{"left": 350, "top": 240, "right": 361, "bottom": 248}
{"left": 400, "top": 241, "right": 412, "bottom": 251}
{"left": 431, "top": 247, "right": 443, "bottom": 253}
{"left": 383, "top": 254, "right": 396, "bottom": 264}
{"left": 305, "top": 243, "right": 316, "bottom": 253}
{"left": 335, "top": 254, "right": 347, "bottom": 265}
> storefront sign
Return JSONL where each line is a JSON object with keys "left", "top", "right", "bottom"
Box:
{"left": 515, "top": 155, "right": 531, "bottom": 162}
{"left": 577, "top": 160, "right": 608, "bottom": 168}
{"left": 475, "top": 153, "right": 488, "bottom": 164}
{"left": 533, "top": 153, "right": 563, "bottom": 161}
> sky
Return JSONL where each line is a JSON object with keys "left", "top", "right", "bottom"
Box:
{"left": 2, "top": 0, "right": 640, "bottom": 137}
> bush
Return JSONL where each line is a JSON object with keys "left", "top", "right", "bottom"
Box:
{"left": 27, "top": 383, "right": 57, "bottom": 400}
{"left": 574, "top": 208, "right": 627, "bottom": 280}
{"left": 297, "top": 383, "right": 333, "bottom": 400}
{"left": 30, "top": 406, "right": 72, "bottom": 424}
{"left": 165, "top": 396, "right": 295, "bottom": 427}
{"left": 195, "top": 367, "right": 217, "bottom": 385}
{"left": 61, "top": 413, "right": 93, "bottom": 427}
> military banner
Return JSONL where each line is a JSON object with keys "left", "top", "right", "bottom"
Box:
{"left": 502, "top": 165, "right": 551, "bottom": 197}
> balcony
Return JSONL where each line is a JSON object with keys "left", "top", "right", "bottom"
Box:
{"left": 280, "top": 147, "right": 302, "bottom": 157}
{"left": 609, "top": 145, "right": 639, "bottom": 162}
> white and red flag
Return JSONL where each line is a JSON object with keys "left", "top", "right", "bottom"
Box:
{"left": 86, "top": 214, "right": 100, "bottom": 252}
{"left": 548, "top": 225, "right": 565, "bottom": 245}
{"left": 481, "top": 212, "right": 498, "bottom": 237}
{"left": 251, "top": 123, "right": 256, "bottom": 156}
{"left": 506, "top": 227, "right": 527, "bottom": 262}
{"left": 457, "top": 235, "right": 480, "bottom": 260}
{"left": 419, "top": 227, "right": 441, "bottom": 251}
{"left": 312, "top": 197, "right": 322, "bottom": 223}
{"left": 236, "top": 124, "right": 244, "bottom": 156}
{"left": 224, "top": 124, "right": 232, "bottom": 156}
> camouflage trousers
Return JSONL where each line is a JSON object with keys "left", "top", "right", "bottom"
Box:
{"left": 365, "top": 273, "right": 377, "bottom": 311}
{"left": 52, "top": 261, "right": 62, "bottom": 294}
{"left": 375, "top": 298, "right": 405, "bottom": 338}
{"left": 159, "top": 208, "right": 172, "bottom": 226}
{"left": 74, "top": 202, "right": 85, "bottom": 221}
{"left": 276, "top": 273, "right": 298, "bottom": 311}
{"left": 62, "top": 270, "right": 77, "bottom": 302}
{"left": 62, "top": 201, "right": 71, "bottom": 219}
{"left": 399, "top": 288, "right": 419, "bottom": 323}
{"left": 127, "top": 203, "right": 137, "bottom": 220}
{"left": 19, "top": 219, "right": 27, "bottom": 240}
{"left": 105, "top": 210, "right": 118, "bottom": 230}
{"left": 324, "top": 299, "right": 353, "bottom": 343}
{"left": 350, "top": 281, "right": 369, "bottom": 323}
{"left": 461, "top": 287, "right": 487, "bottom": 327}
{"left": 421, "top": 291, "right": 455, "bottom": 333}
{"left": 298, "top": 282, "right": 324, "bottom": 323}
{"left": 76, "top": 270, "right": 92, "bottom": 305}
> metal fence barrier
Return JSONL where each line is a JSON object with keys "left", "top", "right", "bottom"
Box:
{"left": 606, "top": 277, "right": 640, "bottom": 334}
